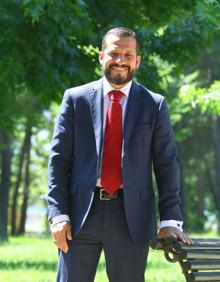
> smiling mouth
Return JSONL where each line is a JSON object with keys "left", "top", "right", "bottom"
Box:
{"left": 112, "top": 66, "right": 128, "bottom": 72}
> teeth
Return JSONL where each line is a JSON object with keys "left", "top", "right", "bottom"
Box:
{"left": 113, "top": 67, "right": 127, "bottom": 71}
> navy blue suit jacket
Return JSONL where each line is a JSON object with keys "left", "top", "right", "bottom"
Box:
{"left": 47, "top": 78, "right": 183, "bottom": 244}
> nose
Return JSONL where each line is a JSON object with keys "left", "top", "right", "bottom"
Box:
{"left": 115, "top": 54, "right": 125, "bottom": 64}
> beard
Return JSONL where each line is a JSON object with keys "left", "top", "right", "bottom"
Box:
{"left": 104, "top": 64, "right": 136, "bottom": 85}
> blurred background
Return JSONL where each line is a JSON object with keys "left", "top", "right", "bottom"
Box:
{"left": 1, "top": 0, "right": 220, "bottom": 241}
{"left": 0, "top": 1, "right": 220, "bottom": 278}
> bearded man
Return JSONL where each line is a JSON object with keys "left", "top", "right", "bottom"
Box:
{"left": 47, "top": 27, "right": 191, "bottom": 282}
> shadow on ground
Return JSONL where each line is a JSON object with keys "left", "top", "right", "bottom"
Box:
{"left": 0, "top": 260, "right": 57, "bottom": 271}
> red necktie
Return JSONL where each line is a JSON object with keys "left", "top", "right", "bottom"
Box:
{"left": 101, "top": 90, "right": 124, "bottom": 195}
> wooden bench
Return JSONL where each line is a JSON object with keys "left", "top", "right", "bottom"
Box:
{"left": 151, "top": 238, "right": 220, "bottom": 282}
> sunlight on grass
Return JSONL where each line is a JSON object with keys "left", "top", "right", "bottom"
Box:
{"left": 0, "top": 236, "right": 57, "bottom": 282}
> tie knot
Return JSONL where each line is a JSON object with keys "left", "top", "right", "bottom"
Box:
{"left": 108, "top": 90, "right": 124, "bottom": 102}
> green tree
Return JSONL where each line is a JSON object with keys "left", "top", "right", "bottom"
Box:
{"left": 1, "top": 0, "right": 220, "bottom": 240}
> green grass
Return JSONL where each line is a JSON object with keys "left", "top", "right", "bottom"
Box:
{"left": 0, "top": 234, "right": 217, "bottom": 281}
{"left": 0, "top": 236, "right": 57, "bottom": 282}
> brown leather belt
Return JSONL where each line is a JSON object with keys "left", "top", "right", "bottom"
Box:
{"left": 95, "top": 187, "right": 123, "bottom": 200}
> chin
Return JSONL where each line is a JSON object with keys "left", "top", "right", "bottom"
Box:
{"left": 111, "top": 75, "right": 127, "bottom": 84}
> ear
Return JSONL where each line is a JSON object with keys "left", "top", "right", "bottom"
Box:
{"left": 136, "top": 55, "right": 141, "bottom": 69}
{"left": 99, "top": 51, "right": 104, "bottom": 65}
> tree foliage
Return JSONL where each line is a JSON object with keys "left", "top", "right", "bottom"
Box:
{"left": 0, "top": 0, "right": 220, "bottom": 239}
{"left": 179, "top": 81, "right": 220, "bottom": 115}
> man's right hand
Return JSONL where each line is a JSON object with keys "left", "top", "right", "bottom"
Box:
{"left": 51, "top": 221, "right": 72, "bottom": 253}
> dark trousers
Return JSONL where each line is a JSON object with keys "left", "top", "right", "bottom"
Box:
{"left": 57, "top": 195, "right": 149, "bottom": 282}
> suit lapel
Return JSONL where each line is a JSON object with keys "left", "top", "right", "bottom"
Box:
{"left": 89, "top": 79, "right": 103, "bottom": 161}
{"left": 123, "top": 81, "right": 143, "bottom": 153}
{"left": 89, "top": 79, "right": 143, "bottom": 161}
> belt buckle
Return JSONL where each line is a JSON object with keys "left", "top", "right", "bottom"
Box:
{"left": 100, "top": 189, "right": 117, "bottom": 200}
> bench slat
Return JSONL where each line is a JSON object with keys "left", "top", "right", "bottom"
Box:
{"left": 186, "top": 272, "right": 220, "bottom": 282}
{"left": 180, "top": 250, "right": 220, "bottom": 260}
{"left": 150, "top": 238, "right": 220, "bottom": 251}
{"left": 181, "top": 259, "right": 220, "bottom": 271}
{"left": 173, "top": 240, "right": 220, "bottom": 251}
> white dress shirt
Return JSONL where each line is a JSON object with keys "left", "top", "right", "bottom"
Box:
{"left": 51, "top": 77, "right": 183, "bottom": 231}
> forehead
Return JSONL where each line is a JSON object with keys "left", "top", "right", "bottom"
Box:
{"left": 104, "top": 34, "right": 137, "bottom": 52}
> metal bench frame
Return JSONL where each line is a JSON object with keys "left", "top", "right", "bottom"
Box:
{"left": 151, "top": 238, "right": 220, "bottom": 282}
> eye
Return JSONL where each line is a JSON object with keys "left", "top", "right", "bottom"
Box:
{"left": 109, "top": 52, "right": 118, "bottom": 57}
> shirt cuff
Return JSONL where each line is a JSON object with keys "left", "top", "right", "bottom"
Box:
{"left": 160, "top": 220, "right": 183, "bottom": 231}
{"left": 50, "top": 215, "right": 70, "bottom": 227}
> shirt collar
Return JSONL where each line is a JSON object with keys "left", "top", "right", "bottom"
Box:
{"left": 103, "top": 76, "right": 132, "bottom": 98}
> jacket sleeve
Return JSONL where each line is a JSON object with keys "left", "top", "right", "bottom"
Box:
{"left": 152, "top": 98, "right": 183, "bottom": 222}
{"left": 47, "top": 90, "right": 74, "bottom": 221}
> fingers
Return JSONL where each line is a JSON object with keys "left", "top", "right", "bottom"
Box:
{"left": 182, "top": 232, "right": 193, "bottom": 245}
{"left": 158, "top": 226, "right": 192, "bottom": 245}
{"left": 66, "top": 224, "right": 72, "bottom": 241}
{"left": 173, "top": 229, "right": 192, "bottom": 245}
{"left": 51, "top": 221, "right": 72, "bottom": 253}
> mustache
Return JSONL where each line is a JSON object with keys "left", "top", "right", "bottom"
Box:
{"left": 109, "top": 64, "right": 130, "bottom": 70}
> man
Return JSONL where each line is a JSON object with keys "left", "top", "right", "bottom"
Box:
{"left": 47, "top": 27, "right": 192, "bottom": 282}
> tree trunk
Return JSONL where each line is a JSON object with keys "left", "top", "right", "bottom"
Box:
{"left": 212, "top": 116, "right": 220, "bottom": 234}
{"left": 0, "top": 129, "right": 12, "bottom": 241}
{"left": 18, "top": 126, "right": 32, "bottom": 235}
{"left": 11, "top": 123, "right": 30, "bottom": 235}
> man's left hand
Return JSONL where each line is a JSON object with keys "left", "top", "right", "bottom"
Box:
{"left": 158, "top": 226, "right": 192, "bottom": 245}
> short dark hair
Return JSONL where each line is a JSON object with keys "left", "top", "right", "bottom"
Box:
{"left": 101, "top": 27, "right": 139, "bottom": 52}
